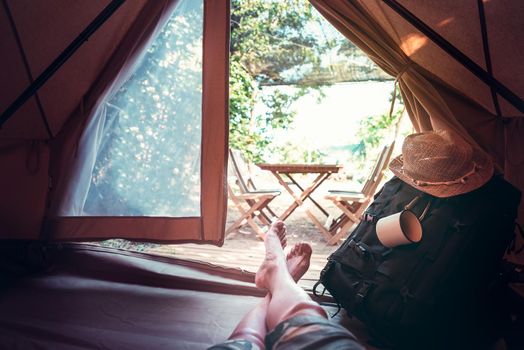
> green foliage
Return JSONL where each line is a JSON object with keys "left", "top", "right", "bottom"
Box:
{"left": 350, "top": 87, "right": 403, "bottom": 160}
{"left": 229, "top": 0, "right": 333, "bottom": 163}
{"left": 228, "top": 58, "right": 266, "bottom": 162}
{"left": 342, "top": 87, "right": 405, "bottom": 185}
{"left": 230, "top": 0, "right": 324, "bottom": 84}
{"left": 229, "top": 65, "right": 310, "bottom": 163}
{"left": 271, "top": 142, "right": 326, "bottom": 163}
{"left": 352, "top": 111, "right": 398, "bottom": 158}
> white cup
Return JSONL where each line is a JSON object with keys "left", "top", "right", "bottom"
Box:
{"left": 375, "top": 210, "right": 422, "bottom": 248}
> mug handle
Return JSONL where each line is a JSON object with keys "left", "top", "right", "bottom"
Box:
{"left": 404, "top": 195, "right": 431, "bottom": 221}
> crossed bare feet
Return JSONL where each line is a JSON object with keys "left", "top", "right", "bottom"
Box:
{"left": 255, "top": 221, "right": 312, "bottom": 291}
{"left": 287, "top": 243, "right": 312, "bottom": 282}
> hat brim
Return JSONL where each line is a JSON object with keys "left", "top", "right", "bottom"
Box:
{"left": 389, "top": 147, "right": 494, "bottom": 198}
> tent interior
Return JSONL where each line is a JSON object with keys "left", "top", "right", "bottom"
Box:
{"left": 0, "top": 0, "right": 523, "bottom": 348}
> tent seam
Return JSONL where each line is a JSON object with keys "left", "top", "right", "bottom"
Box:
{"left": 1, "top": 0, "right": 53, "bottom": 138}
{"left": 477, "top": 0, "right": 502, "bottom": 119}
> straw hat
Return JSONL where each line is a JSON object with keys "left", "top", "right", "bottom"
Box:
{"left": 389, "top": 130, "right": 494, "bottom": 197}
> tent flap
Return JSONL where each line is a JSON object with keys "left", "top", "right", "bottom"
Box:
{"left": 0, "top": 0, "right": 230, "bottom": 243}
{"left": 311, "top": 0, "right": 523, "bottom": 227}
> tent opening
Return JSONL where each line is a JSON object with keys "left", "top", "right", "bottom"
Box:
{"left": 69, "top": 0, "right": 204, "bottom": 218}
{"left": 92, "top": 0, "right": 410, "bottom": 286}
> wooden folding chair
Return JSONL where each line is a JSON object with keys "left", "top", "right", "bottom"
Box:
{"left": 226, "top": 149, "right": 281, "bottom": 237}
{"left": 319, "top": 142, "right": 395, "bottom": 245}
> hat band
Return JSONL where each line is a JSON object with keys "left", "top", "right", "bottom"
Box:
{"left": 404, "top": 163, "right": 480, "bottom": 187}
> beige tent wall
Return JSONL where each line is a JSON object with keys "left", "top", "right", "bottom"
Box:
{"left": 0, "top": 0, "right": 148, "bottom": 239}
{"left": 1, "top": 0, "right": 520, "bottom": 245}
{"left": 0, "top": 139, "right": 49, "bottom": 238}
{"left": 310, "top": 0, "right": 524, "bottom": 230}
{"left": 0, "top": 1, "right": 148, "bottom": 139}
{"left": 0, "top": 0, "right": 230, "bottom": 244}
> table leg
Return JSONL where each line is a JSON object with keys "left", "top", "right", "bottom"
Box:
{"left": 305, "top": 208, "right": 335, "bottom": 243}
{"left": 272, "top": 171, "right": 334, "bottom": 222}
{"left": 270, "top": 172, "right": 302, "bottom": 220}
{"left": 286, "top": 172, "right": 332, "bottom": 217}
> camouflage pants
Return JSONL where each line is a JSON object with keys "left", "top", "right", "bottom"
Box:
{"left": 209, "top": 315, "right": 364, "bottom": 350}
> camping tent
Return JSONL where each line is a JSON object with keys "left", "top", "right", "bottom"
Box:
{"left": 0, "top": 0, "right": 522, "bottom": 348}
{"left": 1, "top": 0, "right": 522, "bottom": 244}
{"left": 309, "top": 0, "right": 524, "bottom": 264}
{"left": 0, "top": 0, "right": 230, "bottom": 243}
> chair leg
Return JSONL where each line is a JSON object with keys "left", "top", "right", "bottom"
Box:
{"left": 225, "top": 214, "right": 249, "bottom": 235}
{"left": 264, "top": 205, "right": 278, "bottom": 220}
{"left": 252, "top": 198, "right": 276, "bottom": 227}
{"left": 327, "top": 218, "right": 358, "bottom": 245}
{"left": 244, "top": 216, "right": 267, "bottom": 239}
{"left": 322, "top": 198, "right": 368, "bottom": 244}
{"left": 329, "top": 213, "right": 349, "bottom": 232}
{"left": 226, "top": 197, "right": 273, "bottom": 238}
{"left": 332, "top": 201, "right": 364, "bottom": 225}
{"left": 305, "top": 209, "right": 335, "bottom": 243}
{"left": 246, "top": 199, "right": 273, "bottom": 226}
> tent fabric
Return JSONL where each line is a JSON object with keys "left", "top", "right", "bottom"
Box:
{"left": 0, "top": 0, "right": 522, "bottom": 243}
{"left": 0, "top": 139, "right": 49, "bottom": 238}
{"left": 310, "top": 0, "right": 524, "bottom": 227}
{"left": 50, "top": 0, "right": 183, "bottom": 218}
{"left": 0, "top": 243, "right": 367, "bottom": 349}
{"left": 0, "top": 0, "right": 230, "bottom": 243}
{"left": 0, "top": 0, "right": 147, "bottom": 239}
{"left": 0, "top": 0, "right": 148, "bottom": 139}
{"left": 309, "top": 0, "right": 473, "bottom": 141}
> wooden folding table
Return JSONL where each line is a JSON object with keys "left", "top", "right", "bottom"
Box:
{"left": 256, "top": 163, "right": 341, "bottom": 240}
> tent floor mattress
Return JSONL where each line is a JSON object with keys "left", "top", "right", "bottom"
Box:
{"left": 0, "top": 242, "right": 371, "bottom": 349}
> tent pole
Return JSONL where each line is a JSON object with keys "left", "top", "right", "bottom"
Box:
{"left": 382, "top": 0, "right": 524, "bottom": 114}
{"left": 476, "top": 0, "right": 501, "bottom": 118}
{"left": 0, "top": 0, "right": 126, "bottom": 128}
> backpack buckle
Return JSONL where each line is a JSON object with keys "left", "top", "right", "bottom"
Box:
{"left": 356, "top": 281, "right": 372, "bottom": 301}
{"left": 349, "top": 239, "right": 369, "bottom": 258}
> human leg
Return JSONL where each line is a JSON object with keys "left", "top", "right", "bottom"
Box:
{"left": 225, "top": 221, "right": 311, "bottom": 349}
{"left": 255, "top": 224, "right": 364, "bottom": 349}
{"left": 225, "top": 296, "right": 269, "bottom": 349}
{"left": 212, "top": 220, "right": 362, "bottom": 350}
{"left": 255, "top": 225, "right": 326, "bottom": 331}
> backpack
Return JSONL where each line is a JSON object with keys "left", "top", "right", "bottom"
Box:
{"left": 315, "top": 175, "right": 521, "bottom": 349}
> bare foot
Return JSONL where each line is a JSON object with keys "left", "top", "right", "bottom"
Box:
{"left": 255, "top": 221, "right": 287, "bottom": 290}
{"left": 259, "top": 221, "right": 312, "bottom": 281}
{"left": 255, "top": 221, "right": 312, "bottom": 290}
{"left": 287, "top": 243, "right": 312, "bottom": 282}
{"left": 262, "top": 220, "right": 287, "bottom": 249}
{"left": 263, "top": 221, "right": 311, "bottom": 281}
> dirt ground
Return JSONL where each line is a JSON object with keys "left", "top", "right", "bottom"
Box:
{"left": 192, "top": 169, "right": 361, "bottom": 281}
{"left": 224, "top": 196, "right": 341, "bottom": 257}
{"left": 221, "top": 168, "right": 364, "bottom": 256}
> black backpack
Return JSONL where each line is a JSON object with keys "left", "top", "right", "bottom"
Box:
{"left": 315, "top": 175, "right": 521, "bottom": 349}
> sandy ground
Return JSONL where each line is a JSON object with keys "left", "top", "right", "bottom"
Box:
{"left": 223, "top": 195, "right": 341, "bottom": 257}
